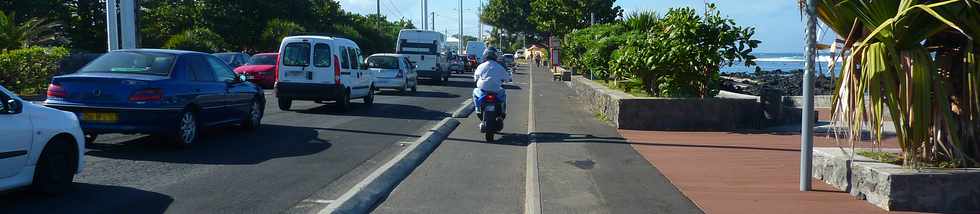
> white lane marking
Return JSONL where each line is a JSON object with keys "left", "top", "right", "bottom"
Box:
{"left": 525, "top": 65, "right": 542, "bottom": 214}
{"left": 303, "top": 199, "right": 335, "bottom": 204}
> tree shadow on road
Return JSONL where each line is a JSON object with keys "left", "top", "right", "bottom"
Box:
{"left": 85, "top": 124, "right": 331, "bottom": 165}
{"left": 0, "top": 183, "right": 173, "bottom": 214}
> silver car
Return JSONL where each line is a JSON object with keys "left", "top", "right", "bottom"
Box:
{"left": 367, "top": 54, "right": 419, "bottom": 94}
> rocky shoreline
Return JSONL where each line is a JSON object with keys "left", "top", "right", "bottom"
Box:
{"left": 720, "top": 69, "right": 835, "bottom": 96}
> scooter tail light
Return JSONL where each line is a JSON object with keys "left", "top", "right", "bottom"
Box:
{"left": 484, "top": 95, "right": 497, "bottom": 103}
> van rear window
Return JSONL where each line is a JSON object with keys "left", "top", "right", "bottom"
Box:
{"left": 282, "top": 42, "right": 310, "bottom": 66}
{"left": 398, "top": 41, "right": 438, "bottom": 55}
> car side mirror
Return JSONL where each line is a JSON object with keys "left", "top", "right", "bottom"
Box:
{"left": 5, "top": 99, "right": 22, "bottom": 114}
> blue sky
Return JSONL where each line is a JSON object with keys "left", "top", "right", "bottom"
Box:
{"left": 338, "top": 0, "right": 834, "bottom": 53}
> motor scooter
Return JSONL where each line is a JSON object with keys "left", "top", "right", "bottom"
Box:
{"left": 478, "top": 91, "right": 504, "bottom": 142}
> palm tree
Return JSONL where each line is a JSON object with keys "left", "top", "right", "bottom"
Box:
{"left": 0, "top": 11, "right": 64, "bottom": 51}
{"left": 810, "top": 0, "right": 980, "bottom": 167}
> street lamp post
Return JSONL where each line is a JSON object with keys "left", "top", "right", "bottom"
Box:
{"left": 801, "top": 0, "right": 818, "bottom": 191}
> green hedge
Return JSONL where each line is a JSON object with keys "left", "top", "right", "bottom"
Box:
{"left": 563, "top": 4, "right": 759, "bottom": 98}
{"left": 163, "top": 27, "right": 229, "bottom": 53}
{"left": 0, "top": 47, "right": 70, "bottom": 96}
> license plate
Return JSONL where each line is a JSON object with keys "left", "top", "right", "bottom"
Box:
{"left": 286, "top": 71, "right": 304, "bottom": 77}
{"left": 485, "top": 105, "right": 496, "bottom": 111}
{"left": 81, "top": 112, "right": 118, "bottom": 123}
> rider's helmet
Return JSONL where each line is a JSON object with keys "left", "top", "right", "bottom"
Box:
{"left": 483, "top": 47, "right": 498, "bottom": 61}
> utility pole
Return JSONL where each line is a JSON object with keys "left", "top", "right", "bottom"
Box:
{"left": 106, "top": 0, "right": 137, "bottom": 51}
{"left": 431, "top": 12, "right": 436, "bottom": 31}
{"left": 478, "top": 0, "right": 483, "bottom": 41}
{"left": 377, "top": 0, "right": 381, "bottom": 31}
{"left": 421, "top": 0, "right": 427, "bottom": 30}
{"left": 459, "top": 0, "right": 464, "bottom": 52}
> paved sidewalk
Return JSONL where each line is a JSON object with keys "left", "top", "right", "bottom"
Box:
{"left": 619, "top": 130, "right": 912, "bottom": 214}
{"left": 530, "top": 65, "right": 701, "bottom": 213}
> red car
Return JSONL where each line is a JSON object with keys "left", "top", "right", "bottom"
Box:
{"left": 234, "top": 53, "right": 278, "bottom": 88}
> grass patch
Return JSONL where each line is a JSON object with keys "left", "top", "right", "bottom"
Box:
{"left": 858, "top": 151, "right": 902, "bottom": 165}
{"left": 857, "top": 150, "right": 962, "bottom": 168}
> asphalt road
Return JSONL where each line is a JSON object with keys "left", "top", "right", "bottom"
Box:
{"left": 0, "top": 75, "right": 474, "bottom": 213}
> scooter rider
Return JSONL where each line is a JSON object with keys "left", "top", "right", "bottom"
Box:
{"left": 473, "top": 47, "right": 511, "bottom": 119}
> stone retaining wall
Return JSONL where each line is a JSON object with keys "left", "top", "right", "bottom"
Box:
{"left": 813, "top": 148, "right": 980, "bottom": 212}
{"left": 569, "top": 76, "right": 761, "bottom": 131}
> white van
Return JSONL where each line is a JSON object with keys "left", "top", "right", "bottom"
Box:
{"left": 465, "top": 41, "right": 487, "bottom": 62}
{"left": 275, "top": 36, "right": 374, "bottom": 111}
{"left": 396, "top": 30, "right": 449, "bottom": 83}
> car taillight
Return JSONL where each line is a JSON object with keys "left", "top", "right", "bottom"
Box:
{"left": 485, "top": 95, "right": 497, "bottom": 103}
{"left": 47, "top": 83, "right": 67, "bottom": 98}
{"left": 396, "top": 69, "right": 404, "bottom": 78}
{"left": 129, "top": 88, "right": 163, "bottom": 102}
{"left": 333, "top": 56, "right": 341, "bottom": 85}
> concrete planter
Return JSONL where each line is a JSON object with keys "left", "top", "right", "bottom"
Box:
{"left": 568, "top": 75, "right": 761, "bottom": 131}
{"left": 813, "top": 148, "right": 980, "bottom": 212}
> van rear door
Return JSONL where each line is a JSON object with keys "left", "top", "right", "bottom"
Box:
{"left": 278, "top": 41, "right": 317, "bottom": 84}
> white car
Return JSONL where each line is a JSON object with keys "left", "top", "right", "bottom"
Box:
{"left": 0, "top": 85, "right": 84, "bottom": 194}
{"left": 367, "top": 53, "right": 418, "bottom": 94}
{"left": 275, "top": 35, "right": 375, "bottom": 111}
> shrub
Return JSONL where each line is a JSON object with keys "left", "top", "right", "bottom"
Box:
{"left": 0, "top": 47, "right": 70, "bottom": 95}
{"left": 163, "top": 27, "right": 228, "bottom": 53}
{"left": 563, "top": 4, "right": 759, "bottom": 98}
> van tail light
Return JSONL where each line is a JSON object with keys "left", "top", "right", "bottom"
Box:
{"left": 484, "top": 94, "right": 497, "bottom": 103}
{"left": 47, "top": 83, "right": 67, "bottom": 98}
{"left": 129, "top": 88, "right": 163, "bottom": 102}
{"left": 333, "top": 56, "right": 341, "bottom": 85}
{"left": 396, "top": 69, "right": 404, "bottom": 78}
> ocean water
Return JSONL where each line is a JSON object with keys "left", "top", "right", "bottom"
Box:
{"left": 720, "top": 52, "right": 842, "bottom": 75}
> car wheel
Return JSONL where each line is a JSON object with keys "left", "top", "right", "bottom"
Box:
{"left": 336, "top": 89, "right": 351, "bottom": 111}
{"left": 278, "top": 98, "right": 292, "bottom": 111}
{"left": 363, "top": 86, "right": 375, "bottom": 105}
{"left": 242, "top": 98, "right": 263, "bottom": 130}
{"left": 32, "top": 137, "right": 76, "bottom": 195}
{"left": 173, "top": 110, "right": 198, "bottom": 147}
{"left": 84, "top": 134, "right": 98, "bottom": 145}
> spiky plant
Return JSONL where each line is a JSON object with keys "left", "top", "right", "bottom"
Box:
{"left": 809, "top": 0, "right": 980, "bottom": 167}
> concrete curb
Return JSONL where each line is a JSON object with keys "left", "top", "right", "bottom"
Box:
{"left": 451, "top": 99, "right": 474, "bottom": 118}
{"left": 320, "top": 117, "right": 461, "bottom": 214}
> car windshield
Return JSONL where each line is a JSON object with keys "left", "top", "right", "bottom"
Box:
{"left": 250, "top": 54, "right": 277, "bottom": 65}
{"left": 214, "top": 53, "right": 235, "bottom": 63}
{"left": 77, "top": 51, "right": 176, "bottom": 76}
{"left": 367, "top": 56, "right": 399, "bottom": 69}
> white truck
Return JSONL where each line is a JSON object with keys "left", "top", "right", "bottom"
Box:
{"left": 396, "top": 30, "right": 449, "bottom": 83}
{"left": 465, "top": 41, "right": 487, "bottom": 62}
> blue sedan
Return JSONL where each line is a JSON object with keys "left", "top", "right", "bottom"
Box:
{"left": 44, "top": 49, "right": 265, "bottom": 147}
